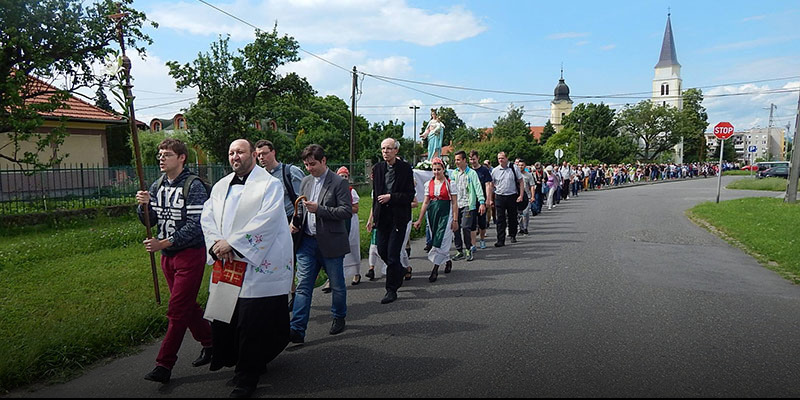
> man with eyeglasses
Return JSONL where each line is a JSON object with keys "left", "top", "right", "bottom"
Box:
{"left": 367, "top": 138, "right": 415, "bottom": 304}
{"left": 136, "top": 138, "right": 213, "bottom": 385}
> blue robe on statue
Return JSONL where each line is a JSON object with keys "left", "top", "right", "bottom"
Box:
{"left": 425, "top": 119, "right": 445, "bottom": 159}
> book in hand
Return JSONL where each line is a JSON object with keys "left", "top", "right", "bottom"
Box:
{"left": 205, "top": 259, "right": 247, "bottom": 323}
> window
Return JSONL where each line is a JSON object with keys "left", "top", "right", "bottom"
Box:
{"left": 151, "top": 121, "right": 162, "bottom": 132}
{"left": 661, "top": 84, "right": 665, "bottom": 96}
{"left": 176, "top": 118, "right": 186, "bottom": 130}
{"left": 665, "top": 84, "right": 669, "bottom": 95}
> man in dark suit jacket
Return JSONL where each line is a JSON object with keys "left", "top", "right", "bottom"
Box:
{"left": 289, "top": 144, "right": 353, "bottom": 343}
{"left": 367, "top": 138, "right": 415, "bottom": 304}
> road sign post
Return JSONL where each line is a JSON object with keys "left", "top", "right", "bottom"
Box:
{"left": 714, "top": 122, "right": 734, "bottom": 203}
{"left": 555, "top": 148, "right": 564, "bottom": 164}
{"left": 748, "top": 145, "right": 757, "bottom": 177}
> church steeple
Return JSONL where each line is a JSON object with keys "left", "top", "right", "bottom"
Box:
{"left": 655, "top": 13, "right": 680, "bottom": 68}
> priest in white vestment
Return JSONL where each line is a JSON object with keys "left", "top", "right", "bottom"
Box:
{"left": 200, "top": 139, "right": 293, "bottom": 398}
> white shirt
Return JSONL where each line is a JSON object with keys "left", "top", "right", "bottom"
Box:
{"left": 491, "top": 164, "right": 521, "bottom": 196}
{"left": 305, "top": 169, "right": 328, "bottom": 236}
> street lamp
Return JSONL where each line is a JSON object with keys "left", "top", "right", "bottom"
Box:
{"left": 409, "top": 105, "right": 420, "bottom": 165}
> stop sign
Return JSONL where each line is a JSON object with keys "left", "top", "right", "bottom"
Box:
{"left": 714, "top": 122, "right": 735, "bottom": 140}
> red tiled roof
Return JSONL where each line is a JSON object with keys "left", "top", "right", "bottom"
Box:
{"left": 481, "top": 126, "right": 545, "bottom": 142}
{"left": 23, "top": 76, "right": 124, "bottom": 123}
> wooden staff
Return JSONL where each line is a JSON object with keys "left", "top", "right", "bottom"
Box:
{"left": 110, "top": 9, "right": 160, "bottom": 304}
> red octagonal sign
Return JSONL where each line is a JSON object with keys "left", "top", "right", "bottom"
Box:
{"left": 714, "top": 122, "right": 735, "bottom": 140}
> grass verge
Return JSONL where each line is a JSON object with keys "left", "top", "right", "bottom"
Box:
{"left": 723, "top": 170, "right": 754, "bottom": 176}
{"left": 688, "top": 197, "right": 800, "bottom": 283}
{"left": 1, "top": 191, "right": 420, "bottom": 392}
{"left": 727, "top": 177, "right": 797, "bottom": 192}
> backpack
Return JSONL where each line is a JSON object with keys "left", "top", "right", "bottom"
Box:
{"left": 154, "top": 173, "right": 211, "bottom": 219}
{"left": 281, "top": 163, "right": 299, "bottom": 204}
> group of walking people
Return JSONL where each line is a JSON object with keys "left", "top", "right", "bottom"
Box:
{"left": 133, "top": 134, "right": 719, "bottom": 397}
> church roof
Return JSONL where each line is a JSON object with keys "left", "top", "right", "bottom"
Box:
{"left": 655, "top": 14, "right": 680, "bottom": 68}
{"left": 553, "top": 74, "right": 571, "bottom": 102}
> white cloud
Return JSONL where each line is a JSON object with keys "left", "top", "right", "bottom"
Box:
{"left": 703, "top": 82, "right": 798, "bottom": 132}
{"left": 575, "top": 41, "right": 590, "bottom": 46}
{"left": 600, "top": 44, "right": 616, "bottom": 51}
{"left": 547, "top": 32, "right": 590, "bottom": 40}
{"left": 149, "top": 0, "right": 486, "bottom": 46}
{"left": 742, "top": 15, "right": 765, "bottom": 22}
{"left": 700, "top": 36, "right": 799, "bottom": 53}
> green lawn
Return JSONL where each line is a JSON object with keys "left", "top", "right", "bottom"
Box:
{"left": 0, "top": 191, "right": 422, "bottom": 392}
{"left": 723, "top": 170, "right": 753, "bottom": 176}
{"left": 688, "top": 198, "right": 800, "bottom": 283}
{"left": 727, "top": 177, "right": 797, "bottom": 192}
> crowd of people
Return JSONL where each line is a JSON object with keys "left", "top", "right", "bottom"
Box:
{"left": 134, "top": 136, "right": 721, "bottom": 397}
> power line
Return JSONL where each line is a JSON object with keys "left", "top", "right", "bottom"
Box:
{"left": 195, "top": 0, "right": 352, "bottom": 74}
{"left": 135, "top": 97, "right": 197, "bottom": 112}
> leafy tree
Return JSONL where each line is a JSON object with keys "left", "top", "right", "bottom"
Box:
{"left": 675, "top": 88, "right": 709, "bottom": 162}
{"left": 539, "top": 120, "right": 556, "bottom": 145}
{"left": 710, "top": 137, "right": 736, "bottom": 162}
{"left": 491, "top": 106, "right": 529, "bottom": 140}
{"left": 451, "top": 126, "right": 481, "bottom": 147}
{"left": 561, "top": 102, "right": 636, "bottom": 163}
{"left": 94, "top": 87, "right": 114, "bottom": 112}
{"left": 1, "top": 0, "right": 153, "bottom": 170}
{"left": 167, "top": 27, "right": 310, "bottom": 162}
{"left": 616, "top": 100, "right": 680, "bottom": 162}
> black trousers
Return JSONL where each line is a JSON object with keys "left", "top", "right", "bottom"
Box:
{"left": 376, "top": 222, "right": 407, "bottom": 292}
{"left": 211, "top": 295, "right": 289, "bottom": 387}
{"left": 494, "top": 194, "right": 518, "bottom": 244}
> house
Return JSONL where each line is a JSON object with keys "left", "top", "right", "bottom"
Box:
{"left": 0, "top": 76, "right": 127, "bottom": 169}
{"left": 481, "top": 126, "right": 544, "bottom": 143}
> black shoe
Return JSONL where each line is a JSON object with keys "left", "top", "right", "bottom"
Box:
{"left": 406, "top": 247, "right": 411, "bottom": 258}
{"left": 424, "top": 243, "right": 432, "bottom": 252}
{"left": 351, "top": 274, "right": 361, "bottom": 286}
{"left": 510, "top": 237, "right": 517, "bottom": 243}
{"left": 381, "top": 291, "right": 397, "bottom": 304}
{"left": 192, "top": 347, "right": 213, "bottom": 367}
{"left": 494, "top": 242, "right": 505, "bottom": 247}
{"left": 289, "top": 329, "right": 305, "bottom": 344}
{"left": 365, "top": 268, "right": 376, "bottom": 280}
{"left": 444, "top": 260, "right": 453, "bottom": 274}
{"left": 404, "top": 267, "right": 412, "bottom": 281}
{"left": 229, "top": 384, "right": 256, "bottom": 398}
{"left": 429, "top": 265, "right": 439, "bottom": 282}
{"left": 321, "top": 280, "right": 331, "bottom": 293}
{"left": 144, "top": 366, "right": 171, "bottom": 384}
{"left": 329, "top": 317, "right": 346, "bottom": 335}
{"left": 209, "top": 359, "right": 236, "bottom": 372}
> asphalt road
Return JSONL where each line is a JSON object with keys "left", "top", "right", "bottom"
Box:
{"left": 10, "top": 176, "right": 800, "bottom": 398}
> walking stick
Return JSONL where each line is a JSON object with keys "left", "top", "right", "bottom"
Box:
{"left": 110, "top": 9, "right": 160, "bottom": 304}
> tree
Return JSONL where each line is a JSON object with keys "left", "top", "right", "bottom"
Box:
{"left": 94, "top": 87, "right": 114, "bottom": 112}
{"left": 1, "top": 0, "right": 153, "bottom": 170}
{"left": 491, "top": 106, "right": 530, "bottom": 140}
{"left": 561, "top": 102, "right": 636, "bottom": 163}
{"left": 711, "top": 137, "right": 736, "bottom": 161}
{"left": 539, "top": 120, "right": 556, "bottom": 145}
{"left": 167, "top": 27, "right": 309, "bottom": 162}
{"left": 675, "top": 88, "right": 709, "bottom": 163}
{"left": 616, "top": 100, "right": 680, "bottom": 162}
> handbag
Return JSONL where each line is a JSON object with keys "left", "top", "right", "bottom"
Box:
{"left": 511, "top": 166, "right": 529, "bottom": 211}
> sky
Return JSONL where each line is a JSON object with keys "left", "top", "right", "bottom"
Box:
{"left": 116, "top": 0, "right": 800, "bottom": 141}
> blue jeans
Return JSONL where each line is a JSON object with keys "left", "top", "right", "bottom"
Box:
{"left": 291, "top": 235, "right": 346, "bottom": 337}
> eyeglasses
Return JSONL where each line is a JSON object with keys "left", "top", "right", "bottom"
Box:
{"left": 156, "top": 153, "right": 177, "bottom": 161}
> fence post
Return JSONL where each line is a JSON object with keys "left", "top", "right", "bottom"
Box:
{"left": 80, "top": 163, "right": 86, "bottom": 209}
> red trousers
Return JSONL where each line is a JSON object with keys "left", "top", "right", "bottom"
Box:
{"left": 156, "top": 246, "right": 213, "bottom": 369}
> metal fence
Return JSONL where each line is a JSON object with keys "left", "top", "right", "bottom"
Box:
{"left": 0, "top": 160, "right": 372, "bottom": 215}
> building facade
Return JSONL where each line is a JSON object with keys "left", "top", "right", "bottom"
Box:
{"left": 705, "top": 127, "right": 787, "bottom": 163}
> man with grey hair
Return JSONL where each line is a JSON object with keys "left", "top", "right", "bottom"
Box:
{"left": 490, "top": 152, "right": 524, "bottom": 247}
{"left": 367, "top": 138, "right": 415, "bottom": 304}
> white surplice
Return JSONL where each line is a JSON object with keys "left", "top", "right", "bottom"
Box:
{"left": 201, "top": 166, "right": 293, "bottom": 299}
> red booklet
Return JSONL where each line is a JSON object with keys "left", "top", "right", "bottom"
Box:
{"left": 211, "top": 260, "right": 247, "bottom": 287}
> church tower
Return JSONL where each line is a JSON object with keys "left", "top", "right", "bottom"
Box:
{"left": 652, "top": 13, "right": 682, "bottom": 110}
{"left": 653, "top": 13, "right": 684, "bottom": 163}
{"left": 550, "top": 69, "right": 573, "bottom": 132}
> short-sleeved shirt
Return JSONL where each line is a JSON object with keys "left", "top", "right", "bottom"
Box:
{"left": 491, "top": 164, "right": 521, "bottom": 196}
{"left": 473, "top": 165, "right": 493, "bottom": 198}
{"left": 267, "top": 162, "right": 305, "bottom": 218}
{"left": 521, "top": 171, "right": 535, "bottom": 197}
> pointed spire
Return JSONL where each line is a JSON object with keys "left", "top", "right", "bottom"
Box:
{"left": 560, "top": 62, "right": 564, "bottom": 79}
{"left": 655, "top": 13, "right": 680, "bottom": 68}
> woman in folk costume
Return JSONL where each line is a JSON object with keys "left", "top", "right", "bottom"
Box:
{"left": 413, "top": 157, "right": 458, "bottom": 282}
{"left": 338, "top": 166, "right": 363, "bottom": 285}
{"left": 420, "top": 108, "right": 445, "bottom": 159}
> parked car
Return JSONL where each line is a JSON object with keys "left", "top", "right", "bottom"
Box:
{"left": 741, "top": 165, "right": 759, "bottom": 171}
{"left": 756, "top": 166, "right": 789, "bottom": 179}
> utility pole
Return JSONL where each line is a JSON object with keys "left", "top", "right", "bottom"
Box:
{"left": 409, "top": 105, "right": 420, "bottom": 165}
{"left": 350, "top": 66, "right": 357, "bottom": 170}
{"left": 109, "top": 7, "right": 160, "bottom": 304}
{"left": 786, "top": 91, "right": 799, "bottom": 203}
